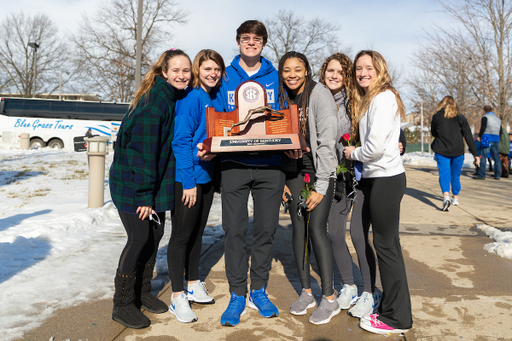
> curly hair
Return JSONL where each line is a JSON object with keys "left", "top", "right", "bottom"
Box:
{"left": 277, "top": 51, "right": 313, "bottom": 136}
{"left": 319, "top": 52, "right": 353, "bottom": 122}
{"left": 351, "top": 50, "right": 405, "bottom": 140}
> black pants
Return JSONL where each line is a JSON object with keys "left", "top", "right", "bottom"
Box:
{"left": 168, "top": 182, "right": 215, "bottom": 292}
{"left": 360, "top": 173, "right": 412, "bottom": 329}
{"left": 221, "top": 163, "right": 285, "bottom": 297}
{"left": 328, "top": 185, "right": 376, "bottom": 293}
{"left": 286, "top": 173, "right": 335, "bottom": 297}
{"left": 117, "top": 210, "right": 166, "bottom": 274}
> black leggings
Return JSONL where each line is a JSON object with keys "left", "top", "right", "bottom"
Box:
{"left": 360, "top": 173, "right": 412, "bottom": 329}
{"left": 167, "top": 182, "right": 214, "bottom": 292}
{"left": 328, "top": 184, "right": 376, "bottom": 293}
{"left": 286, "top": 173, "right": 335, "bottom": 297}
{"left": 117, "top": 210, "right": 166, "bottom": 274}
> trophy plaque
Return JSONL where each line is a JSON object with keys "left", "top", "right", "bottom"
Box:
{"left": 203, "top": 80, "right": 302, "bottom": 153}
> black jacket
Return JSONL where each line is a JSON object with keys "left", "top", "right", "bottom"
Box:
{"left": 431, "top": 109, "right": 478, "bottom": 157}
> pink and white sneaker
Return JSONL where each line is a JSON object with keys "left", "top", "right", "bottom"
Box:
{"left": 359, "top": 314, "right": 409, "bottom": 334}
{"left": 360, "top": 313, "right": 379, "bottom": 322}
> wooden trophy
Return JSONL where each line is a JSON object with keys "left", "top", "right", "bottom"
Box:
{"left": 203, "top": 80, "right": 302, "bottom": 153}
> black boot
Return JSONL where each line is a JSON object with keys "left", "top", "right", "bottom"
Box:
{"left": 112, "top": 271, "right": 151, "bottom": 329}
{"left": 135, "top": 263, "right": 168, "bottom": 314}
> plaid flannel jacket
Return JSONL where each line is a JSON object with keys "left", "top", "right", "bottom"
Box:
{"left": 109, "top": 76, "right": 177, "bottom": 213}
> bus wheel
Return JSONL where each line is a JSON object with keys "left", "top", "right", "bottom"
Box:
{"left": 48, "top": 139, "right": 64, "bottom": 149}
{"left": 30, "top": 138, "right": 46, "bottom": 149}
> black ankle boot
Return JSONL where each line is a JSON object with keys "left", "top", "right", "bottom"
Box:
{"left": 135, "top": 263, "right": 168, "bottom": 314}
{"left": 112, "top": 270, "right": 151, "bottom": 329}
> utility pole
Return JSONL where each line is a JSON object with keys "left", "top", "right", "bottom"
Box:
{"left": 134, "top": 0, "right": 143, "bottom": 91}
{"left": 421, "top": 102, "right": 424, "bottom": 155}
{"left": 28, "top": 42, "right": 40, "bottom": 98}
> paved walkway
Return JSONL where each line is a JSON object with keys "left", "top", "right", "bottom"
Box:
{"left": 19, "top": 166, "right": 512, "bottom": 341}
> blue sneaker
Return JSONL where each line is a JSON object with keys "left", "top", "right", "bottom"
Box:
{"left": 220, "top": 292, "right": 246, "bottom": 326}
{"left": 248, "top": 286, "right": 279, "bottom": 318}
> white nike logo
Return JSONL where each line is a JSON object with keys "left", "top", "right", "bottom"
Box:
{"left": 266, "top": 82, "right": 274, "bottom": 87}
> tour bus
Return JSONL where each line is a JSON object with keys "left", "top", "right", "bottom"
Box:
{"left": 0, "top": 97, "right": 129, "bottom": 150}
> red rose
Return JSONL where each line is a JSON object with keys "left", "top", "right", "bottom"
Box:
{"left": 304, "top": 173, "right": 310, "bottom": 184}
{"left": 342, "top": 133, "right": 351, "bottom": 142}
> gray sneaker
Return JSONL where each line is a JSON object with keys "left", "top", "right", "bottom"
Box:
{"left": 169, "top": 293, "right": 197, "bottom": 323}
{"left": 186, "top": 281, "right": 215, "bottom": 304}
{"left": 337, "top": 284, "right": 358, "bottom": 309}
{"left": 451, "top": 197, "right": 459, "bottom": 206}
{"left": 348, "top": 291, "right": 375, "bottom": 318}
{"left": 309, "top": 296, "right": 341, "bottom": 325}
{"left": 290, "top": 289, "right": 316, "bottom": 316}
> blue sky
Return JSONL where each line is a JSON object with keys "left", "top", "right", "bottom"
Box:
{"left": 2, "top": 0, "right": 455, "bottom": 106}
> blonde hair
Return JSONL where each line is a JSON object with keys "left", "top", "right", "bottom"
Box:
{"left": 351, "top": 50, "right": 405, "bottom": 140}
{"left": 129, "top": 49, "right": 191, "bottom": 112}
{"left": 436, "top": 96, "right": 459, "bottom": 119}
{"left": 191, "top": 49, "right": 226, "bottom": 89}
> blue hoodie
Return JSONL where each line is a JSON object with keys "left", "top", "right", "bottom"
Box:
{"left": 173, "top": 87, "right": 215, "bottom": 189}
{"left": 212, "top": 55, "right": 281, "bottom": 166}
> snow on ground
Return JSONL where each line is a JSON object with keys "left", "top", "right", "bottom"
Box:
{"left": 0, "top": 148, "right": 505, "bottom": 340}
{"left": 0, "top": 146, "right": 224, "bottom": 341}
{"left": 477, "top": 224, "right": 512, "bottom": 260}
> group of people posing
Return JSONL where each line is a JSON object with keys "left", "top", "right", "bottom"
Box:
{"left": 108, "top": 20, "right": 413, "bottom": 336}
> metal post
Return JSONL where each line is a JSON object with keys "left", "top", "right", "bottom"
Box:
{"left": 59, "top": 70, "right": 62, "bottom": 100}
{"left": 28, "top": 42, "right": 39, "bottom": 98}
{"left": 421, "top": 102, "right": 424, "bottom": 154}
{"left": 134, "top": 0, "right": 143, "bottom": 91}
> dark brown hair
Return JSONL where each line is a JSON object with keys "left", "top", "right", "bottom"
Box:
{"left": 236, "top": 20, "right": 268, "bottom": 45}
{"left": 483, "top": 105, "right": 493, "bottom": 113}
{"left": 277, "top": 51, "right": 313, "bottom": 136}
{"left": 191, "top": 49, "right": 226, "bottom": 89}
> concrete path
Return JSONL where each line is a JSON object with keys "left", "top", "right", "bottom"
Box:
{"left": 18, "top": 166, "right": 512, "bottom": 341}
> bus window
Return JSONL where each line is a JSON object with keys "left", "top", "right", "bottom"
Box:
{"left": 51, "top": 101, "right": 78, "bottom": 113}
{"left": 2, "top": 99, "right": 24, "bottom": 115}
{"left": 23, "top": 100, "right": 51, "bottom": 118}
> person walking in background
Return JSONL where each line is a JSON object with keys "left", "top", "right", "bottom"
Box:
{"left": 431, "top": 96, "right": 480, "bottom": 211}
{"left": 279, "top": 51, "right": 339, "bottom": 325}
{"left": 498, "top": 126, "right": 509, "bottom": 178}
{"left": 344, "top": 50, "right": 412, "bottom": 335}
{"left": 475, "top": 105, "right": 502, "bottom": 180}
{"left": 508, "top": 133, "right": 512, "bottom": 174}
{"left": 167, "top": 49, "right": 225, "bottom": 323}
{"left": 318, "top": 53, "right": 378, "bottom": 319}
{"left": 109, "top": 49, "right": 191, "bottom": 329}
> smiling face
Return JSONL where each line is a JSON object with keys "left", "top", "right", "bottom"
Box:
{"left": 199, "top": 59, "right": 221, "bottom": 93}
{"left": 237, "top": 33, "right": 265, "bottom": 59}
{"left": 324, "top": 59, "right": 344, "bottom": 94}
{"left": 282, "top": 57, "right": 307, "bottom": 96}
{"left": 355, "top": 54, "right": 377, "bottom": 92}
{"left": 162, "top": 55, "right": 191, "bottom": 90}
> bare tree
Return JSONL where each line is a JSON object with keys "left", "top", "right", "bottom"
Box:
{"left": 0, "top": 12, "right": 74, "bottom": 97}
{"left": 411, "top": 0, "right": 512, "bottom": 127}
{"left": 70, "top": 0, "right": 188, "bottom": 102}
{"left": 263, "top": 10, "right": 344, "bottom": 77}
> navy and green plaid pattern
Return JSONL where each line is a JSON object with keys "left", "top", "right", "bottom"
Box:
{"left": 109, "top": 76, "right": 177, "bottom": 213}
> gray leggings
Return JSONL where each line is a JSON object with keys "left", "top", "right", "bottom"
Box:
{"left": 286, "top": 173, "right": 335, "bottom": 297}
{"left": 328, "top": 181, "right": 376, "bottom": 293}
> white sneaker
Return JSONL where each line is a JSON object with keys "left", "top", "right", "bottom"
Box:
{"left": 169, "top": 293, "right": 197, "bottom": 323}
{"left": 186, "top": 280, "right": 215, "bottom": 304}
{"left": 441, "top": 198, "right": 450, "bottom": 211}
{"left": 451, "top": 197, "right": 459, "bottom": 206}
{"left": 337, "top": 284, "right": 358, "bottom": 309}
{"left": 348, "top": 291, "right": 376, "bottom": 318}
